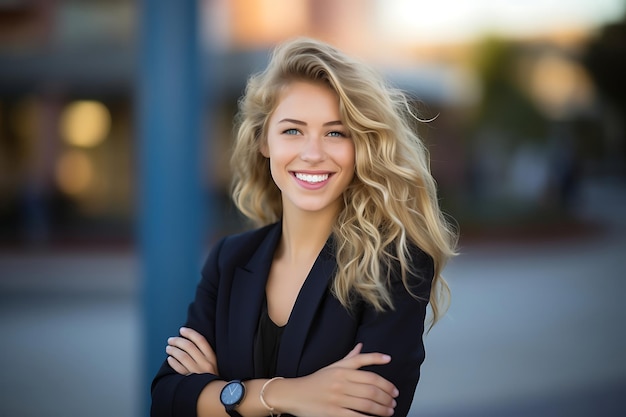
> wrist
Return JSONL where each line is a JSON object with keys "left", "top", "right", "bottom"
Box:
{"left": 220, "top": 380, "right": 246, "bottom": 417}
{"left": 260, "top": 377, "right": 291, "bottom": 416}
{"left": 260, "top": 377, "right": 284, "bottom": 416}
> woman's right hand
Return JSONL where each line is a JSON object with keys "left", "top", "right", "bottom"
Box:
{"left": 273, "top": 343, "right": 398, "bottom": 417}
{"left": 166, "top": 327, "right": 219, "bottom": 376}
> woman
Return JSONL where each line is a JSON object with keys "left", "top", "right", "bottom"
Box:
{"left": 151, "top": 37, "right": 457, "bottom": 417}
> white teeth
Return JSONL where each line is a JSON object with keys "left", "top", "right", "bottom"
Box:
{"left": 295, "top": 173, "right": 329, "bottom": 183}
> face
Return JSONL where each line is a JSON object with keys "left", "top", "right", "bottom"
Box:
{"left": 262, "top": 81, "right": 355, "bottom": 218}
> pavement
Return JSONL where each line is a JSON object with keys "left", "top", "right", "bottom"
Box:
{"left": 1, "top": 178, "right": 625, "bottom": 417}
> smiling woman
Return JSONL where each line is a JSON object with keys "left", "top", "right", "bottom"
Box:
{"left": 261, "top": 81, "right": 355, "bottom": 218}
{"left": 151, "top": 37, "right": 457, "bottom": 417}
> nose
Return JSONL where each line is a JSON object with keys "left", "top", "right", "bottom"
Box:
{"left": 300, "top": 136, "right": 325, "bottom": 162}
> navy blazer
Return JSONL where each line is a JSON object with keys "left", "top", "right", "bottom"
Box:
{"left": 151, "top": 222, "right": 434, "bottom": 417}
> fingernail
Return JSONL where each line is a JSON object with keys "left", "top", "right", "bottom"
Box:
{"left": 179, "top": 327, "right": 187, "bottom": 333}
{"left": 393, "top": 388, "right": 399, "bottom": 397}
{"left": 382, "top": 354, "right": 391, "bottom": 361}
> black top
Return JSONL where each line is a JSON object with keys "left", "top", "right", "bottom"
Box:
{"left": 254, "top": 301, "right": 286, "bottom": 377}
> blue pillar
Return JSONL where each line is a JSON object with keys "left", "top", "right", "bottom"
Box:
{"left": 137, "top": 0, "right": 207, "bottom": 415}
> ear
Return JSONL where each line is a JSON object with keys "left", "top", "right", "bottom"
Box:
{"left": 259, "top": 140, "right": 269, "bottom": 158}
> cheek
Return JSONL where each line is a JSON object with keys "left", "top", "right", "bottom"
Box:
{"left": 267, "top": 153, "right": 289, "bottom": 189}
{"left": 266, "top": 142, "right": 291, "bottom": 166}
{"left": 341, "top": 143, "right": 356, "bottom": 173}
{"left": 345, "top": 147, "right": 356, "bottom": 184}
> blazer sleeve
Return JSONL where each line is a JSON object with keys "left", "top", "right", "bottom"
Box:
{"left": 355, "top": 245, "right": 435, "bottom": 417}
{"left": 150, "top": 237, "right": 227, "bottom": 417}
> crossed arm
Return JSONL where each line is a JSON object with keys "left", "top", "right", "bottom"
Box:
{"left": 166, "top": 327, "right": 399, "bottom": 417}
{"left": 153, "top": 236, "right": 433, "bottom": 417}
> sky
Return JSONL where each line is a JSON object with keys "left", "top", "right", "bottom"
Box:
{"left": 378, "top": 0, "right": 626, "bottom": 44}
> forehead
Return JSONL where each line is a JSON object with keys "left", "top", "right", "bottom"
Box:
{"left": 271, "top": 81, "right": 341, "bottom": 120}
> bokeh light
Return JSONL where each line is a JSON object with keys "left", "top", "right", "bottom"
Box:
{"left": 55, "top": 149, "right": 94, "bottom": 195}
{"left": 529, "top": 54, "right": 595, "bottom": 119}
{"left": 59, "top": 100, "right": 111, "bottom": 148}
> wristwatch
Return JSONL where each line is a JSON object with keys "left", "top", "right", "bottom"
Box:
{"left": 220, "top": 380, "right": 246, "bottom": 417}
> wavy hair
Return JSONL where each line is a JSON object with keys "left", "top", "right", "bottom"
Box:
{"left": 231, "top": 38, "right": 457, "bottom": 327}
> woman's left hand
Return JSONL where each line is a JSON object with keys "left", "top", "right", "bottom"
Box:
{"left": 166, "top": 327, "right": 219, "bottom": 376}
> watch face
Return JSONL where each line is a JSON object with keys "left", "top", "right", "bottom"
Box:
{"left": 220, "top": 381, "right": 244, "bottom": 406}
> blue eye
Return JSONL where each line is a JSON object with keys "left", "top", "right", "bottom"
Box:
{"left": 328, "top": 131, "right": 347, "bottom": 138}
{"left": 283, "top": 128, "right": 300, "bottom": 135}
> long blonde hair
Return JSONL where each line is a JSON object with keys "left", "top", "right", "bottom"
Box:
{"left": 231, "top": 38, "right": 457, "bottom": 327}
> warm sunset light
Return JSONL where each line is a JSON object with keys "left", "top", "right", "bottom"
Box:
{"left": 377, "top": 0, "right": 625, "bottom": 44}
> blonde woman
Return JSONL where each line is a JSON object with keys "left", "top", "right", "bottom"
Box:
{"left": 151, "top": 37, "right": 457, "bottom": 417}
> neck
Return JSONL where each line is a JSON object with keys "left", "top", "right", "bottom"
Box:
{"left": 279, "top": 208, "right": 336, "bottom": 264}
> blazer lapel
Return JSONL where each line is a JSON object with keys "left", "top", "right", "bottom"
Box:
{"left": 276, "top": 238, "right": 337, "bottom": 377}
{"left": 226, "top": 223, "right": 282, "bottom": 378}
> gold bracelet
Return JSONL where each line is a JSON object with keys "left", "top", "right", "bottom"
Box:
{"left": 259, "top": 376, "right": 284, "bottom": 417}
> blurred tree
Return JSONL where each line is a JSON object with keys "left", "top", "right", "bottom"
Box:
{"left": 471, "top": 36, "right": 548, "bottom": 143}
{"left": 458, "top": 37, "right": 564, "bottom": 237}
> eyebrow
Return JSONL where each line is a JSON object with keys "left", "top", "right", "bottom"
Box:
{"left": 278, "top": 118, "right": 344, "bottom": 127}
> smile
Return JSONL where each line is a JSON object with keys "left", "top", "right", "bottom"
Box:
{"left": 294, "top": 172, "right": 330, "bottom": 183}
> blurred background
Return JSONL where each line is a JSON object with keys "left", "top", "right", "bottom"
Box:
{"left": 1, "top": 0, "right": 625, "bottom": 416}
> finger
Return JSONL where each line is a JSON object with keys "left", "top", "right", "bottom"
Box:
{"left": 174, "top": 330, "right": 215, "bottom": 367}
{"left": 340, "top": 394, "right": 395, "bottom": 417}
{"left": 346, "top": 369, "right": 399, "bottom": 398}
{"left": 179, "top": 327, "right": 217, "bottom": 364}
{"left": 166, "top": 344, "right": 201, "bottom": 373}
{"left": 168, "top": 336, "right": 217, "bottom": 374}
{"left": 168, "top": 336, "right": 205, "bottom": 365}
{"left": 167, "top": 355, "right": 190, "bottom": 375}
{"left": 338, "top": 351, "right": 392, "bottom": 370}
{"left": 168, "top": 336, "right": 200, "bottom": 355}
{"left": 343, "top": 378, "right": 398, "bottom": 407}
{"left": 342, "top": 343, "right": 362, "bottom": 360}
